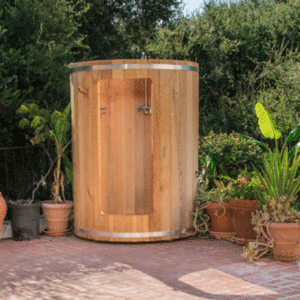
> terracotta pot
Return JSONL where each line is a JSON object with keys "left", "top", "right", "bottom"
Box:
{"left": 0, "top": 192, "right": 8, "bottom": 232}
{"left": 229, "top": 198, "right": 259, "bottom": 244}
{"left": 206, "top": 203, "right": 235, "bottom": 239}
{"left": 42, "top": 200, "right": 73, "bottom": 236}
{"left": 268, "top": 222, "right": 300, "bottom": 262}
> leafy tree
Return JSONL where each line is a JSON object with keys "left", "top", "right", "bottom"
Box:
{"left": 0, "top": 24, "right": 20, "bottom": 146}
{"left": 74, "top": 0, "right": 186, "bottom": 60}
{"left": 0, "top": 0, "right": 89, "bottom": 146}
{"left": 144, "top": 0, "right": 300, "bottom": 141}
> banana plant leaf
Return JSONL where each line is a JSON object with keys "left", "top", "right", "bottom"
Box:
{"left": 255, "top": 102, "right": 281, "bottom": 140}
{"left": 240, "top": 135, "right": 269, "bottom": 150}
{"left": 288, "top": 142, "right": 300, "bottom": 157}
{"left": 286, "top": 123, "right": 300, "bottom": 142}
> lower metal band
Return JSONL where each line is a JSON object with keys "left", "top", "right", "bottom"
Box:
{"left": 75, "top": 226, "right": 194, "bottom": 238}
{"left": 70, "top": 64, "right": 198, "bottom": 73}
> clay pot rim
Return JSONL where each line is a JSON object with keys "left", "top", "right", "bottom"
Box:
{"left": 207, "top": 203, "right": 230, "bottom": 208}
{"left": 229, "top": 198, "right": 259, "bottom": 203}
{"left": 269, "top": 222, "right": 300, "bottom": 228}
{"left": 42, "top": 200, "right": 73, "bottom": 208}
{"left": 7, "top": 200, "right": 41, "bottom": 207}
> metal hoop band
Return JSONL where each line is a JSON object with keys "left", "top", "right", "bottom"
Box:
{"left": 74, "top": 226, "right": 193, "bottom": 238}
{"left": 69, "top": 64, "right": 198, "bottom": 73}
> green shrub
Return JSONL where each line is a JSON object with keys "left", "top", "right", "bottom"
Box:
{"left": 198, "top": 130, "right": 267, "bottom": 190}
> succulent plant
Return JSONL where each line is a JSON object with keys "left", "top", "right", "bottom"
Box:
{"left": 260, "top": 195, "right": 300, "bottom": 223}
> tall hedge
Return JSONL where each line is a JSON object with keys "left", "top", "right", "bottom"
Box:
{"left": 0, "top": 0, "right": 89, "bottom": 147}
{"left": 144, "top": 0, "right": 300, "bottom": 146}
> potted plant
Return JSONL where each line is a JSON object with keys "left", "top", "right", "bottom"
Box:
{"left": 227, "top": 169, "right": 270, "bottom": 246}
{"left": 263, "top": 195, "right": 300, "bottom": 261}
{"left": 0, "top": 192, "right": 8, "bottom": 234}
{"left": 202, "top": 102, "right": 300, "bottom": 199}
{"left": 243, "top": 102, "right": 300, "bottom": 197}
{"left": 192, "top": 173, "right": 235, "bottom": 239}
{"left": 17, "top": 102, "right": 73, "bottom": 237}
{"left": 249, "top": 143, "right": 300, "bottom": 261}
{"left": 6, "top": 168, "right": 54, "bottom": 241}
{"left": 205, "top": 178, "right": 236, "bottom": 239}
{"left": 241, "top": 102, "right": 300, "bottom": 263}
{"left": 242, "top": 193, "right": 300, "bottom": 263}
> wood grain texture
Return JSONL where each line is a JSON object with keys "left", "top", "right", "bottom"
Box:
{"left": 70, "top": 59, "right": 198, "bottom": 242}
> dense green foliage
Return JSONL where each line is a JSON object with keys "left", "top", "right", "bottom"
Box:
{"left": 0, "top": 0, "right": 89, "bottom": 147}
{"left": 74, "top": 0, "right": 186, "bottom": 60}
{"left": 145, "top": 0, "right": 300, "bottom": 144}
{"left": 198, "top": 131, "right": 267, "bottom": 190}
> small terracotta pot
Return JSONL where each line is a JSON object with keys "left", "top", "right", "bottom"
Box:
{"left": 42, "top": 200, "right": 73, "bottom": 236}
{"left": 0, "top": 192, "right": 8, "bottom": 232}
{"left": 206, "top": 203, "right": 235, "bottom": 238}
{"left": 229, "top": 198, "right": 259, "bottom": 244}
{"left": 268, "top": 222, "right": 300, "bottom": 262}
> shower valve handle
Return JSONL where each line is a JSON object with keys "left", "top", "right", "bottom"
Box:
{"left": 138, "top": 106, "right": 152, "bottom": 115}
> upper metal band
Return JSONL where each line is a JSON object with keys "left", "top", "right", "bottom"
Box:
{"left": 75, "top": 226, "right": 194, "bottom": 238}
{"left": 69, "top": 64, "right": 198, "bottom": 73}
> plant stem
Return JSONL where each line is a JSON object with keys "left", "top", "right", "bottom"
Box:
{"left": 30, "top": 157, "right": 57, "bottom": 204}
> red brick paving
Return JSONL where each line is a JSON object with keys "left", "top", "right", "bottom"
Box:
{"left": 0, "top": 234, "right": 299, "bottom": 299}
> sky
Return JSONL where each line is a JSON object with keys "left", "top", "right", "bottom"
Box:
{"left": 182, "top": 0, "right": 205, "bottom": 17}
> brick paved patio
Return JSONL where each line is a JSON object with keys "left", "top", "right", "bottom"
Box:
{"left": 0, "top": 233, "right": 299, "bottom": 299}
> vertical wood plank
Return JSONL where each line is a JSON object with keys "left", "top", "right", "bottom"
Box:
{"left": 97, "top": 67, "right": 112, "bottom": 233}
{"left": 159, "top": 63, "right": 172, "bottom": 232}
{"left": 191, "top": 69, "right": 199, "bottom": 227}
{"left": 143, "top": 77, "right": 153, "bottom": 215}
{"left": 108, "top": 60, "right": 125, "bottom": 233}
{"left": 123, "top": 69, "right": 137, "bottom": 216}
{"left": 70, "top": 72, "right": 80, "bottom": 228}
{"left": 148, "top": 68, "right": 161, "bottom": 233}
{"left": 77, "top": 70, "right": 88, "bottom": 230}
{"left": 84, "top": 71, "right": 98, "bottom": 231}
{"left": 179, "top": 66, "right": 188, "bottom": 229}
{"left": 170, "top": 69, "right": 181, "bottom": 231}
{"left": 185, "top": 67, "right": 198, "bottom": 228}
{"left": 135, "top": 66, "right": 152, "bottom": 215}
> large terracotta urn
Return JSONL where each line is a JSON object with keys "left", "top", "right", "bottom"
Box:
{"left": 229, "top": 198, "right": 259, "bottom": 245}
{"left": 268, "top": 223, "right": 300, "bottom": 262}
{"left": 206, "top": 203, "right": 235, "bottom": 239}
{"left": 0, "top": 192, "right": 8, "bottom": 232}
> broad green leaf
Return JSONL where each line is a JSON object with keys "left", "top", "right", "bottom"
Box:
{"left": 55, "top": 118, "right": 63, "bottom": 143}
{"left": 18, "top": 118, "right": 30, "bottom": 128}
{"left": 16, "top": 104, "right": 30, "bottom": 115}
{"left": 255, "top": 102, "right": 281, "bottom": 140}
{"left": 286, "top": 123, "right": 300, "bottom": 142}
{"left": 288, "top": 142, "right": 300, "bottom": 157}
{"left": 240, "top": 135, "right": 269, "bottom": 149}
{"left": 63, "top": 102, "right": 71, "bottom": 116}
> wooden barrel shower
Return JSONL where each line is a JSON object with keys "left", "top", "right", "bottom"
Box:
{"left": 69, "top": 59, "right": 199, "bottom": 242}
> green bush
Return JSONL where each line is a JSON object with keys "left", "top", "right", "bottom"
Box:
{"left": 198, "top": 130, "right": 267, "bottom": 190}
{"left": 144, "top": 0, "right": 300, "bottom": 139}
